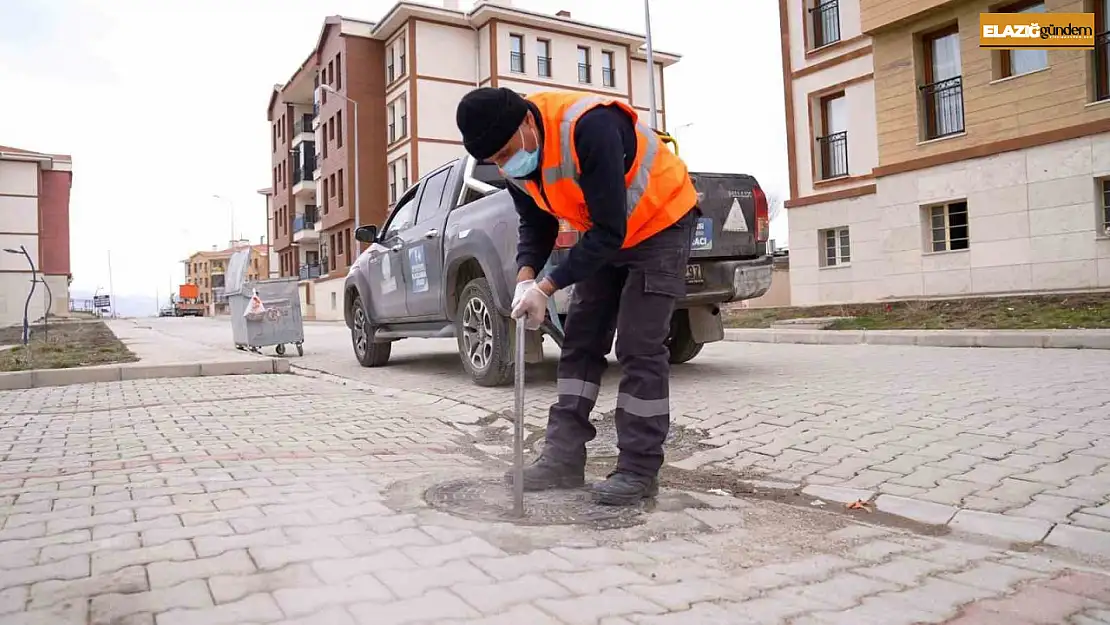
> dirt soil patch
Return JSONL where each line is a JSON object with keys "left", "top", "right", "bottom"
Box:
{"left": 0, "top": 322, "right": 137, "bottom": 372}
{"left": 725, "top": 292, "right": 1110, "bottom": 330}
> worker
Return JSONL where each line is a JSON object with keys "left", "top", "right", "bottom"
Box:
{"left": 455, "top": 87, "right": 698, "bottom": 507}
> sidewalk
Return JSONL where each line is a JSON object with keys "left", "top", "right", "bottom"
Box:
{"left": 2, "top": 372, "right": 1109, "bottom": 624}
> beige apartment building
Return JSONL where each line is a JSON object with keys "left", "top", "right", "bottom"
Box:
{"left": 266, "top": 0, "right": 676, "bottom": 321}
{"left": 781, "top": 0, "right": 1110, "bottom": 305}
{"left": 184, "top": 244, "right": 270, "bottom": 316}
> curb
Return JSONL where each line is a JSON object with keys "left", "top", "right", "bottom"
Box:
{"left": 0, "top": 358, "right": 292, "bottom": 391}
{"left": 790, "top": 484, "right": 1110, "bottom": 561}
{"left": 724, "top": 328, "right": 1110, "bottom": 350}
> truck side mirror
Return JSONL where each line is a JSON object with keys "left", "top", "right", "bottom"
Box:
{"left": 354, "top": 225, "right": 378, "bottom": 243}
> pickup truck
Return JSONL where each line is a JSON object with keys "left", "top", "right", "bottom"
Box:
{"left": 345, "top": 154, "right": 773, "bottom": 387}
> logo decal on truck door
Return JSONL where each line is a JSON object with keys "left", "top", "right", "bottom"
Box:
{"left": 722, "top": 198, "right": 750, "bottom": 233}
{"left": 408, "top": 245, "right": 429, "bottom": 293}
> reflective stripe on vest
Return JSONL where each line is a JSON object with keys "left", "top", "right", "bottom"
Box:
{"left": 514, "top": 96, "right": 661, "bottom": 218}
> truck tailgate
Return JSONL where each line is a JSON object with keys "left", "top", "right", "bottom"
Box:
{"left": 688, "top": 172, "right": 766, "bottom": 260}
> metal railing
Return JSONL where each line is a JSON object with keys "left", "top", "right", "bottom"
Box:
{"left": 399, "top": 55, "right": 406, "bottom": 76}
{"left": 299, "top": 263, "right": 322, "bottom": 281}
{"left": 809, "top": 0, "right": 841, "bottom": 48}
{"left": 388, "top": 123, "right": 396, "bottom": 143}
{"left": 920, "top": 76, "right": 964, "bottom": 140}
{"left": 817, "top": 131, "right": 848, "bottom": 179}
{"left": 293, "top": 114, "right": 314, "bottom": 135}
{"left": 293, "top": 208, "right": 317, "bottom": 232}
{"left": 510, "top": 51, "right": 525, "bottom": 73}
{"left": 399, "top": 116, "right": 407, "bottom": 138}
{"left": 389, "top": 182, "right": 397, "bottom": 204}
{"left": 578, "top": 63, "right": 591, "bottom": 83}
{"left": 1096, "top": 31, "right": 1110, "bottom": 102}
{"left": 387, "top": 64, "right": 395, "bottom": 82}
{"left": 537, "top": 56, "right": 551, "bottom": 77}
{"left": 602, "top": 67, "right": 615, "bottom": 87}
{"left": 292, "top": 155, "right": 315, "bottom": 184}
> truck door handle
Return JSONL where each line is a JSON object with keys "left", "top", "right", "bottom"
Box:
{"left": 423, "top": 229, "right": 439, "bottom": 239}
{"left": 390, "top": 243, "right": 403, "bottom": 253}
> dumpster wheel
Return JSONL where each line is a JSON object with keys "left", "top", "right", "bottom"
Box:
{"left": 275, "top": 343, "right": 286, "bottom": 356}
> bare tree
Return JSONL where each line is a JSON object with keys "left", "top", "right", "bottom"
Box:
{"left": 766, "top": 192, "right": 784, "bottom": 223}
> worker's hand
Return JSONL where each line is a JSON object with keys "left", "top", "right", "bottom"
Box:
{"left": 511, "top": 279, "right": 548, "bottom": 331}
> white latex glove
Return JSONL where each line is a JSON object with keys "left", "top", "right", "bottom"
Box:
{"left": 511, "top": 279, "right": 548, "bottom": 331}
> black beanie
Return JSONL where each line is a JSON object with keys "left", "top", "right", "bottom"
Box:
{"left": 456, "top": 87, "right": 528, "bottom": 161}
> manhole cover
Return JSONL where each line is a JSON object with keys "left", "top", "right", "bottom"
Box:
{"left": 423, "top": 476, "right": 645, "bottom": 528}
{"left": 532, "top": 421, "right": 678, "bottom": 458}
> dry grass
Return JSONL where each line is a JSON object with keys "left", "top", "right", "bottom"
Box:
{"left": 725, "top": 293, "right": 1110, "bottom": 331}
{"left": 0, "top": 322, "right": 137, "bottom": 372}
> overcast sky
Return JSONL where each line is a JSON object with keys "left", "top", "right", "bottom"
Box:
{"left": 0, "top": 0, "right": 787, "bottom": 299}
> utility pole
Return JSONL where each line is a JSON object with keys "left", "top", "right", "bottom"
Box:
{"left": 644, "top": 0, "right": 659, "bottom": 130}
{"left": 107, "top": 250, "right": 117, "bottom": 319}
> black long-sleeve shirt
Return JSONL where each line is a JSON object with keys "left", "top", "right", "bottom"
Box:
{"left": 509, "top": 101, "right": 637, "bottom": 290}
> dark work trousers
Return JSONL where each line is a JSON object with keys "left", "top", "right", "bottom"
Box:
{"left": 544, "top": 206, "right": 698, "bottom": 477}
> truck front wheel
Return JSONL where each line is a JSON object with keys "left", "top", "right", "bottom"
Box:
{"left": 351, "top": 298, "right": 391, "bottom": 367}
{"left": 666, "top": 309, "right": 704, "bottom": 364}
{"left": 456, "top": 278, "right": 513, "bottom": 387}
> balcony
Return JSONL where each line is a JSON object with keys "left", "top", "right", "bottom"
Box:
{"left": 538, "top": 56, "right": 552, "bottom": 77}
{"left": 510, "top": 51, "right": 525, "bottom": 73}
{"left": 293, "top": 207, "right": 319, "bottom": 243}
{"left": 1096, "top": 31, "right": 1110, "bottom": 103}
{"left": 292, "top": 148, "right": 317, "bottom": 196}
{"left": 293, "top": 113, "right": 314, "bottom": 145}
{"left": 299, "top": 263, "right": 323, "bottom": 281}
{"left": 809, "top": 0, "right": 841, "bottom": 49}
{"left": 578, "top": 63, "right": 591, "bottom": 83}
{"left": 816, "top": 131, "right": 848, "bottom": 180}
{"left": 920, "top": 76, "right": 965, "bottom": 140}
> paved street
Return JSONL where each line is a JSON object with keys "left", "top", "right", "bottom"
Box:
{"left": 3, "top": 370, "right": 1110, "bottom": 624}
{"left": 129, "top": 318, "right": 1110, "bottom": 538}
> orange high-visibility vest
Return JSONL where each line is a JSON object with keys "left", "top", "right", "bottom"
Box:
{"left": 507, "top": 92, "right": 697, "bottom": 249}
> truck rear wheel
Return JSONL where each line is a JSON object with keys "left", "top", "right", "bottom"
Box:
{"left": 667, "top": 309, "right": 704, "bottom": 364}
{"left": 456, "top": 278, "right": 513, "bottom": 387}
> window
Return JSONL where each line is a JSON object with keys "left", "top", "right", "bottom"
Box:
{"left": 337, "top": 169, "right": 345, "bottom": 208}
{"left": 414, "top": 168, "right": 451, "bottom": 224}
{"left": 401, "top": 157, "right": 409, "bottom": 190}
{"left": 1100, "top": 179, "right": 1110, "bottom": 234}
{"left": 388, "top": 161, "right": 397, "bottom": 204}
{"left": 321, "top": 178, "right": 329, "bottom": 214}
{"left": 926, "top": 200, "right": 970, "bottom": 252}
{"left": 328, "top": 117, "right": 335, "bottom": 142}
{"left": 1095, "top": 0, "right": 1110, "bottom": 101}
{"left": 330, "top": 234, "right": 337, "bottom": 270}
{"left": 329, "top": 173, "right": 336, "bottom": 197}
{"left": 816, "top": 92, "right": 848, "bottom": 179}
{"left": 328, "top": 60, "right": 335, "bottom": 86}
{"left": 335, "top": 54, "right": 342, "bottom": 90}
{"left": 388, "top": 102, "right": 397, "bottom": 143}
{"left": 998, "top": 1, "right": 1047, "bottom": 78}
{"left": 336, "top": 111, "right": 343, "bottom": 148}
{"left": 810, "top": 0, "right": 841, "bottom": 48}
{"left": 510, "top": 34, "right": 525, "bottom": 73}
{"left": 537, "top": 39, "right": 552, "bottom": 77}
{"left": 577, "top": 46, "right": 591, "bottom": 83}
{"left": 383, "top": 186, "right": 419, "bottom": 239}
{"left": 399, "top": 96, "right": 408, "bottom": 138}
{"left": 920, "top": 25, "right": 964, "bottom": 140}
{"left": 387, "top": 47, "right": 395, "bottom": 82}
{"left": 820, "top": 227, "right": 851, "bottom": 267}
{"left": 345, "top": 228, "right": 352, "bottom": 265}
{"left": 602, "top": 51, "right": 615, "bottom": 87}
{"left": 398, "top": 37, "right": 407, "bottom": 76}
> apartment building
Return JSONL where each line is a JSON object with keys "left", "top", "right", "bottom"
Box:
{"left": 0, "top": 145, "right": 72, "bottom": 326}
{"left": 266, "top": 0, "right": 677, "bottom": 321}
{"left": 183, "top": 244, "right": 270, "bottom": 316}
{"left": 257, "top": 187, "right": 281, "bottom": 279}
{"left": 781, "top": 0, "right": 1110, "bottom": 305}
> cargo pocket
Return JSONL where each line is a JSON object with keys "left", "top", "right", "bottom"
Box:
{"left": 642, "top": 270, "right": 685, "bottom": 298}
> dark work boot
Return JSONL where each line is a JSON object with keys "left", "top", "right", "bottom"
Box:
{"left": 588, "top": 470, "right": 659, "bottom": 506}
{"left": 505, "top": 454, "right": 585, "bottom": 492}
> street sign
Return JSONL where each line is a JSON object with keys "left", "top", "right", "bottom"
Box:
{"left": 93, "top": 295, "right": 111, "bottom": 308}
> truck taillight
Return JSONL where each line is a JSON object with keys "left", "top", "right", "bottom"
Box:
{"left": 555, "top": 219, "right": 578, "bottom": 249}
{"left": 752, "top": 186, "right": 770, "bottom": 243}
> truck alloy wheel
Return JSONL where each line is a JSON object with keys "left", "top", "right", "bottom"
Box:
{"left": 351, "top": 298, "right": 391, "bottom": 367}
{"left": 456, "top": 278, "right": 512, "bottom": 387}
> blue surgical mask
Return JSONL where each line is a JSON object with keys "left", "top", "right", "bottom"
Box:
{"left": 501, "top": 128, "right": 539, "bottom": 178}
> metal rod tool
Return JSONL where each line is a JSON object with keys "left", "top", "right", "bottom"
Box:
{"left": 512, "top": 317, "right": 526, "bottom": 517}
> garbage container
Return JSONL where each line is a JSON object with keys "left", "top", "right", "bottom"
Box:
{"left": 228, "top": 277, "right": 305, "bottom": 356}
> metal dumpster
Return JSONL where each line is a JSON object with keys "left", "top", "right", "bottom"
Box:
{"left": 225, "top": 249, "right": 305, "bottom": 356}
